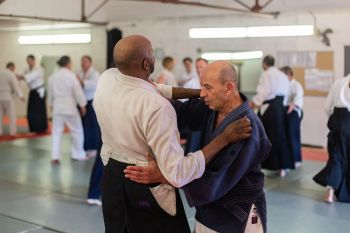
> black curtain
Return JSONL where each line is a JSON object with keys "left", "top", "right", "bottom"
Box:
{"left": 107, "top": 28, "right": 122, "bottom": 69}
{"left": 344, "top": 46, "right": 350, "bottom": 76}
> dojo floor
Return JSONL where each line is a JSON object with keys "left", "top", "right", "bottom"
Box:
{"left": 0, "top": 135, "right": 349, "bottom": 233}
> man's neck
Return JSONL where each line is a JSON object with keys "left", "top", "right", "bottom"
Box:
{"left": 119, "top": 68, "right": 148, "bottom": 81}
{"left": 83, "top": 67, "right": 90, "bottom": 73}
{"left": 216, "top": 94, "right": 243, "bottom": 126}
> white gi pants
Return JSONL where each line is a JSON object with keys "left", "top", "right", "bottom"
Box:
{"left": 52, "top": 114, "right": 85, "bottom": 160}
{"left": 194, "top": 204, "right": 264, "bottom": 233}
{"left": 0, "top": 100, "right": 17, "bottom": 136}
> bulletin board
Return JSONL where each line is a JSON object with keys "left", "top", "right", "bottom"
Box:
{"left": 277, "top": 51, "right": 334, "bottom": 97}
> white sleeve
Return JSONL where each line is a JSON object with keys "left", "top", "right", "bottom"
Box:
{"left": 340, "top": 79, "right": 350, "bottom": 111}
{"left": 83, "top": 71, "right": 99, "bottom": 92}
{"left": 73, "top": 77, "right": 87, "bottom": 107}
{"left": 10, "top": 74, "right": 24, "bottom": 98}
{"left": 146, "top": 103, "right": 205, "bottom": 188}
{"left": 24, "top": 70, "right": 41, "bottom": 85}
{"left": 293, "top": 82, "right": 304, "bottom": 108}
{"left": 155, "top": 84, "right": 173, "bottom": 99}
{"left": 325, "top": 83, "right": 336, "bottom": 116}
{"left": 252, "top": 73, "right": 271, "bottom": 106}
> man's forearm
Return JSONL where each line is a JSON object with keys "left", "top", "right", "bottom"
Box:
{"left": 201, "top": 134, "right": 228, "bottom": 165}
{"left": 172, "top": 87, "right": 200, "bottom": 99}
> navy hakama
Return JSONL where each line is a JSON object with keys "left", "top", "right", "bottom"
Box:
{"left": 286, "top": 108, "right": 303, "bottom": 163}
{"left": 27, "top": 89, "right": 48, "bottom": 133}
{"left": 102, "top": 159, "right": 191, "bottom": 233}
{"left": 82, "top": 100, "right": 101, "bottom": 150}
{"left": 259, "top": 96, "right": 295, "bottom": 170}
{"left": 313, "top": 108, "right": 350, "bottom": 202}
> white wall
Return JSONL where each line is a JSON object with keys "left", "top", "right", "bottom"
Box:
{"left": 109, "top": 10, "right": 350, "bottom": 147}
{"left": 0, "top": 26, "right": 107, "bottom": 117}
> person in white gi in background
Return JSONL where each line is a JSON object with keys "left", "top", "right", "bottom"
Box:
{"left": 195, "top": 58, "right": 209, "bottom": 79}
{"left": 314, "top": 74, "right": 350, "bottom": 203}
{"left": 17, "top": 55, "right": 48, "bottom": 134}
{"left": 178, "top": 57, "right": 200, "bottom": 89}
{"left": 155, "top": 56, "right": 178, "bottom": 87}
{"left": 76, "top": 55, "right": 100, "bottom": 158}
{"left": 281, "top": 66, "right": 304, "bottom": 168}
{"left": 48, "top": 56, "right": 87, "bottom": 164}
{"left": 251, "top": 55, "right": 293, "bottom": 177}
{"left": 0, "top": 62, "right": 24, "bottom": 136}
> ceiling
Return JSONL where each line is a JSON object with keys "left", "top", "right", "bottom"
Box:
{"left": 0, "top": 0, "right": 350, "bottom": 27}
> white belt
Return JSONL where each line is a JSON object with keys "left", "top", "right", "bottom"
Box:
{"left": 104, "top": 150, "right": 149, "bottom": 166}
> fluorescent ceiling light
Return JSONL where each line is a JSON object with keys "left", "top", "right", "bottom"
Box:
{"left": 248, "top": 25, "right": 314, "bottom": 37}
{"left": 18, "top": 23, "right": 91, "bottom": 31}
{"left": 189, "top": 25, "right": 314, "bottom": 38}
{"left": 18, "top": 34, "right": 91, "bottom": 44}
{"left": 202, "top": 51, "right": 263, "bottom": 61}
{"left": 190, "top": 27, "right": 247, "bottom": 38}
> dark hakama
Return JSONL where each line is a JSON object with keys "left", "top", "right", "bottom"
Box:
{"left": 82, "top": 100, "right": 101, "bottom": 150}
{"left": 87, "top": 139, "right": 103, "bottom": 199}
{"left": 102, "top": 159, "right": 191, "bottom": 233}
{"left": 313, "top": 108, "right": 350, "bottom": 202}
{"left": 259, "top": 96, "right": 295, "bottom": 170}
{"left": 286, "top": 108, "right": 303, "bottom": 163}
{"left": 174, "top": 95, "right": 271, "bottom": 233}
{"left": 27, "top": 89, "right": 48, "bottom": 133}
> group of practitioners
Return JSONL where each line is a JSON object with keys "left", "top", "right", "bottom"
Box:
{"left": 1, "top": 33, "right": 349, "bottom": 232}
{"left": 0, "top": 54, "right": 103, "bottom": 205}
{"left": 0, "top": 55, "right": 47, "bottom": 137}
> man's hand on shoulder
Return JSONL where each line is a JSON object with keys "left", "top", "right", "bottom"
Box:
{"left": 220, "top": 116, "right": 252, "bottom": 145}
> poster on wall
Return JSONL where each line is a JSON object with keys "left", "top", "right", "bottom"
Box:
{"left": 277, "top": 51, "right": 333, "bottom": 96}
{"left": 277, "top": 51, "right": 317, "bottom": 67}
{"left": 304, "top": 69, "right": 334, "bottom": 92}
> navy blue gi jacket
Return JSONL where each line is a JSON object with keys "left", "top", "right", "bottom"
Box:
{"left": 173, "top": 94, "right": 271, "bottom": 233}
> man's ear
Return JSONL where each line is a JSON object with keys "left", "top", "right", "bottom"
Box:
{"left": 226, "top": 81, "right": 235, "bottom": 92}
{"left": 142, "top": 59, "right": 149, "bottom": 72}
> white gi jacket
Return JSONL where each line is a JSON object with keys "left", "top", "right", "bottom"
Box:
{"left": 94, "top": 68, "right": 205, "bottom": 215}
{"left": 182, "top": 70, "right": 200, "bottom": 89}
{"left": 325, "top": 75, "right": 350, "bottom": 116}
{"left": 24, "top": 66, "right": 45, "bottom": 98}
{"left": 48, "top": 68, "right": 86, "bottom": 116}
{"left": 156, "top": 69, "right": 178, "bottom": 87}
{"left": 0, "top": 69, "right": 23, "bottom": 101}
{"left": 76, "top": 67, "right": 100, "bottom": 101}
{"left": 252, "top": 66, "right": 290, "bottom": 106}
{"left": 288, "top": 79, "right": 304, "bottom": 117}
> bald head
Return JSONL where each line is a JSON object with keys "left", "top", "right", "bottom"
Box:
{"left": 113, "top": 35, "right": 155, "bottom": 79}
{"left": 203, "top": 61, "right": 237, "bottom": 85}
{"left": 200, "top": 61, "right": 240, "bottom": 112}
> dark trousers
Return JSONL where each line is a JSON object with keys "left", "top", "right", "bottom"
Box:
{"left": 27, "top": 90, "right": 47, "bottom": 133}
{"left": 286, "top": 109, "right": 302, "bottom": 162}
{"left": 260, "top": 97, "right": 294, "bottom": 170}
{"left": 102, "top": 159, "right": 191, "bottom": 233}
{"left": 82, "top": 100, "right": 101, "bottom": 150}
{"left": 87, "top": 153, "right": 104, "bottom": 199}
{"left": 314, "top": 108, "right": 350, "bottom": 202}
